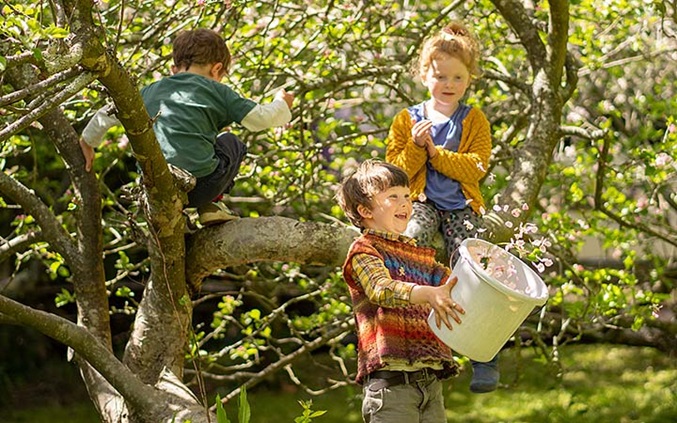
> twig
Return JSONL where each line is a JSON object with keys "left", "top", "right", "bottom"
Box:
{"left": 0, "top": 72, "right": 97, "bottom": 142}
{"left": 0, "top": 67, "right": 82, "bottom": 107}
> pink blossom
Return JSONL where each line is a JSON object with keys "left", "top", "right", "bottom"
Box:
{"left": 511, "top": 208, "right": 521, "bottom": 217}
{"left": 636, "top": 196, "right": 649, "bottom": 210}
{"left": 652, "top": 304, "right": 662, "bottom": 319}
{"left": 117, "top": 135, "right": 129, "bottom": 149}
{"left": 654, "top": 152, "right": 672, "bottom": 167}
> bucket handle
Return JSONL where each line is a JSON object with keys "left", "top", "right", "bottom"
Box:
{"left": 449, "top": 245, "right": 463, "bottom": 269}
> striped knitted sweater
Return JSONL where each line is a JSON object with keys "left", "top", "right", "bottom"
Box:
{"left": 343, "top": 232, "right": 458, "bottom": 384}
{"left": 385, "top": 106, "right": 492, "bottom": 214}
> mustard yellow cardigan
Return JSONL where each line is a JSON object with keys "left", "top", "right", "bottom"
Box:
{"left": 385, "top": 107, "right": 492, "bottom": 214}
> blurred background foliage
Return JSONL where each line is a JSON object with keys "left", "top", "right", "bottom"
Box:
{"left": 1, "top": 0, "right": 675, "bottom": 409}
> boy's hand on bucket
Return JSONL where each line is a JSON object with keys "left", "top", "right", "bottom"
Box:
{"left": 411, "top": 276, "right": 465, "bottom": 330}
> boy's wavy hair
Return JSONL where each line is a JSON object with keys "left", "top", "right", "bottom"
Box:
{"left": 336, "top": 160, "right": 409, "bottom": 229}
{"left": 172, "top": 29, "right": 231, "bottom": 73}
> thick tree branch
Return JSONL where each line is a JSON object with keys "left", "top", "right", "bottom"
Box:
{"left": 73, "top": 20, "right": 193, "bottom": 385}
{"left": 547, "top": 0, "right": 570, "bottom": 84}
{"left": 490, "top": 0, "right": 547, "bottom": 66}
{"left": 186, "top": 217, "right": 360, "bottom": 288}
{"left": 0, "top": 293, "right": 168, "bottom": 414}
{"left": 5, "top": 59, "right": 113, "bottom": 348}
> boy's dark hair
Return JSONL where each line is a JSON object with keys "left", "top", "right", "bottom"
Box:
{"left": 173, "top": 29, "right": 231, "bottom": 73}
{"left": 336, "top": 160, "right": 409, "bottom": 228}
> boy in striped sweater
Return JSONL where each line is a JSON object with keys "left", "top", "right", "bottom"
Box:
{"left": 336, "top": 159, "right": 464, "bottom": 423}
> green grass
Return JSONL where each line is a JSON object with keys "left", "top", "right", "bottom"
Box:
{"left": 237, "top": 344, "right": 677, "bottom": 423}
{"left": 3, "top": 344, "right": 675, "bottom": 423}
{"left": 2, "top": 404, "right": 99, "bottom": 423}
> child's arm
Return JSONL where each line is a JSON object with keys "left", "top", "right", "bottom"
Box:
{"left": 351, "top": 253, "right": 415, "bottom": 308}
{"left": 240, "top": 89, "right": 293, "bottom": 132}
{"left": 385, "top": 109, "right": 428, "bottom": 178}
{"left": 79, "top": 105, "right": 122, "bottom": 172}
{"left": 410, "top": 276, "right": 464, "bottom": 330}
{"left": 428, "top": 108, "right": 491, "bottom": 183}
{"left": 350, "top": 254, "right": 464, "bottom": 329}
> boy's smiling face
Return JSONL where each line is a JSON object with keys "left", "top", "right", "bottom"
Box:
{"left": 358, "top": 185, "right": 413, "bottom": 235}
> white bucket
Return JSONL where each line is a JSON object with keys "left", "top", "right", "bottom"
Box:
{"left": 428, "top": 238, "right": 548, "bottom": 362}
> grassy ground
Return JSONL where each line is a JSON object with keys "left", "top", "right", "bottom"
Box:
{"left": 2, "top": 344, "right": 675, "bottom": 422}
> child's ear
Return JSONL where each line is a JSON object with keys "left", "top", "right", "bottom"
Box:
{"left": 357, "top": 204, "right": 372, "bottom": 219}
{"left": 210, "top": 62, "right": 225, "bottom": 79}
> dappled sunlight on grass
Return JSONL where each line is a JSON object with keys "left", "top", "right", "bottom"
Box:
{"left": 443, "top": 344, "right": 676, "bottom": 423}
{"left": 242, "top": 344, "right": 675, "bottom": 423}
{"left": 3, "top": 345, "right": 675, "bottom": 422}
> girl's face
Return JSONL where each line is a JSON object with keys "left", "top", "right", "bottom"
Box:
{"left": 358, "top": 185, "right": 413, "bottom": 235}
{"left": 422, "top": 54, "right": 471, "bottom": 114}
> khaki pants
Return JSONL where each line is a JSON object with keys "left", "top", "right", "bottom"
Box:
{"left": 361, "top": 374, "right": 446, "bottom": 423}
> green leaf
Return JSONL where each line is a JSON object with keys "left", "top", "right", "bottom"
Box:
{"left": 55, "top": 288, "right": 75, "bottom": 308}
{"left": 215, "top": 394, "right": 230, "bottom": 423}
{"left": 31, "top": 48, "right": 43, "bottom": 62}
{"left": 238, "top": 386, "right": 251, "bottom": 423}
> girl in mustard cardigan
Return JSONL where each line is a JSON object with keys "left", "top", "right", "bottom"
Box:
{"left": 385, "top": 21, "right": 497, "bottom": 394}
